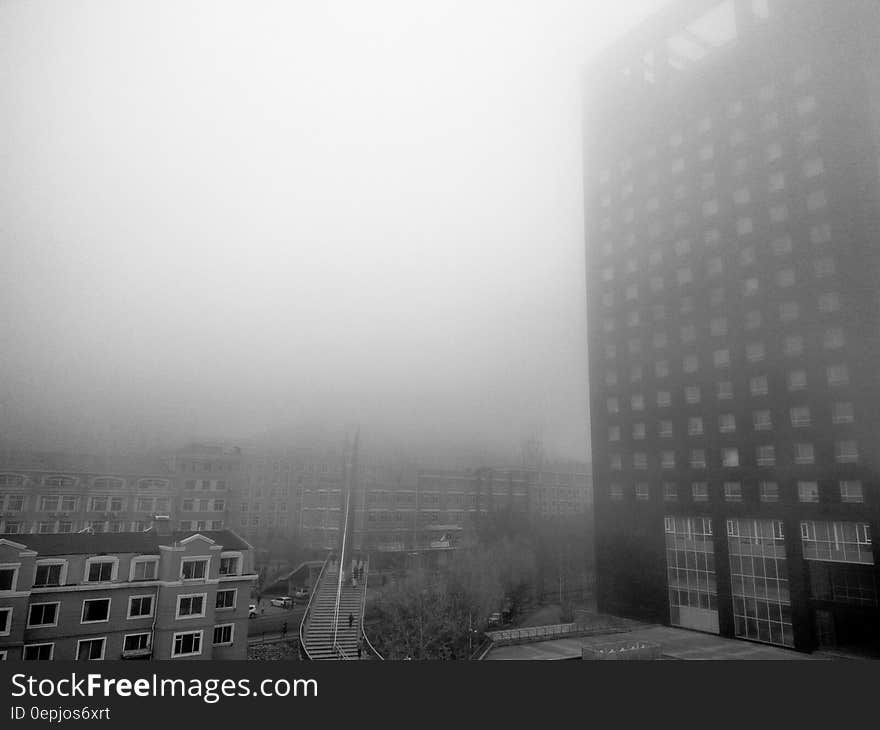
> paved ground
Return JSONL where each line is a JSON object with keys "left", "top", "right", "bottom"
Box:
{"left": 486, "top": 625, "right": 819, "bottom": 660}
{"left": 247, "top": 607, "right": 304, "bottom": 641}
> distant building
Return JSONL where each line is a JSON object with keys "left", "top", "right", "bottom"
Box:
{"left": 0, "top": 453, "right": 177, "bottom": 535}
{"left": 586, "top": 0, "right": 880, "bottom": 652}
{"left": 0, "top": 523, "right": 256, "bottom": 660}
{"left": 300, "top": 462, "right": 591, "bottom": 553}
{"left": 168, "top": 443, "right": 241, "bottom": 532}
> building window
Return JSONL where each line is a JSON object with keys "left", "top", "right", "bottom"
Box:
{"left": 780, "top": 372, "right": 805, "bottom": 396}
{"left": 663, "top": 483, "right": 678, "bottom": 502}
{"left": 801, "top": 521, "right": 873, "bottom": 565}
{"left": 633, "top": 423, "right": 646, "bottom": 440}
{"left": 655, "top": 360, "right": 670, "bottom": 378}
{"left": 658, "top": 421, "right": 673, "bottom": 438}
{"left": 728, "top": 518, "right": 793, "bottom": 647}
{"left": 635, "top": 483, "right": 650, "bottom": 502}
{"left": 130, "top": 558, "right": 158, "bottom": 582}
{"left": 798, "top": 481, "right": 820, "bottom": 503}
{"left": 76, "top": 638, "right": 106, "bottom": 661}
{"left": 181, "top": 558, "right": 209, "bottom": 581}
{"left": 790, "top": 406, "right": 811, "bottom": 428}
{"left": 657, "top": 391, "right": 672, "bottom": 408}
{"left": 840, "top": 481, "right": 864, "bottom": 505}
{"left": 0, "top": 607, "right": 11, "bottom": 637}
{"left": 85, "top": 559, "right": 117, "bottom": 583}
{"left": 665, "top": 514, "right": 718, "bottom": 633}
{"left": 827, "top": 365, "right": 849, "bottom": 388}
{"left": 172, "top": 631, "right": 203, "bottom": 658}
{"left": 818, "top": 292, "right": 841, "bottom": 314}
{"left": 753, "top": 410, "right": 772, "bottom": 431}
{"left": 661, "top": 452, "right": 676, "bottom": 470}
{"left": 760, "top": 482, "right": 780, "bottom": 503}
{"left": 176, "top": 594, "right": 207, "bottom": 619}
{"left": 784, "top": 335, "right": 804, "bottom": 357}
{"left": 216, "top": 589, "right": 237, "bottom": 610}
{"left": 610, "top": 455, "right": 622, "bottom": 472}
{"left": 779, "top": 302, "right": 799, "bottom": 322}
{"left": 824, "top": 328, "right": 845, "bottom": 350}
{"left": 769, "top": 204, "right": 789, "bottom": 223}
{"left": 633, "top": 453, "right": 648, "bottom": 471}
{"left": 832, "top": 402, "right": 854, "bottom": 424}
{"left": 688, "top": 417, "right": 704, "bottom": 436}
{"left": 794, "top": 444, "right": 815, "bottom": 465}
{"left": 81, "top": 598, "right": 111, "bottom": 624}
{"left": 713, "top": 349, "right": 731, "bottom": 369}
{"left": 814, "top": 256, "right": 835, "bottom": 278}
{"left": 630, "top": 394, "right": 645, "bottom": 412}
{"left": 710, "top": 318, "right": 728, "bottom": 337}
{"left": 219, "top": 555, "right": 240, "bottom": 576}
{"left": 123, "top": 633, "right": 151, "bottom": 655}
{"left": 609, "top": 485, "right": 624, "bottom": 502}
{"left": 606, "top": 397, "right": 619, "bottom": 415}
{"left": 756, "top": 446, "right": 776, "bottom": 467}
{"left": 718, "top": 414, "right": 736, "bottom": 434}
{"left": 128, "top": 595, "right": 154, "bottom": 619}
{"left": 23, "top": 644, "right": 54, "bottom": 661}
{"left": 685, "top": 386, "right": 701, "bottom": 404}
{"left": 717, "top": 381, "right": 733, "bottom": 400}
{"left": 723, "top": 482, "right": 743, "bottom": 503}
{"left": 835, "top": 441, "right": 859, "bottom": 464}
{"left": 691, "top": 483, "right": 709, "bottom": 502}
{"left": 690, "top": 451, "right": 707, "bottom": 470}
{"left": 212, "top": 624, "right": 234, "bottom": 646}
{"left": 33, "top": 561, "right": 65, "bottom": 588}
{"left": 608, "top": 426, "right": 620, "bottom": 442}
{"left": 27, "top": 602, "right": 59, "bottom": 628}
{"left": 722, "top": 448, "right": 740, "bottom": 468}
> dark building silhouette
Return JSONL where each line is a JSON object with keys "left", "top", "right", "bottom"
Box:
{"left": 585, "top": 0, "right": 880, "bottom": 652}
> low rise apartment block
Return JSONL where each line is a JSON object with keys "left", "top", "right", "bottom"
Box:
{"left": 0, "top": 523, "right": 256, "bottom": 660}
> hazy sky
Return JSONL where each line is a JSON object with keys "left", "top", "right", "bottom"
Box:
{"left": 0, "top": 0, "right": 667, "bottom": 460}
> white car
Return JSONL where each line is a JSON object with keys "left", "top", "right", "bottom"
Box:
{"left": 270, "top": 596, "right": 293, "bottom": 609}
{"left": 294, "top": 587, "right": 309, "bottom": 599}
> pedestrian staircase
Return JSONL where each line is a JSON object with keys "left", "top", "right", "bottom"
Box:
{"left": 299, "top": 429, "right": 371, "bottom": 660}
{"left": 301, "top": 561, "right": 367, "bottom": 659}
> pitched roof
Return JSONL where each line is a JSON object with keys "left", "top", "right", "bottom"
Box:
{"left": 0, "top": 529, "right": 251, "bottom": 556}
{"left": 0, "top": 531, "right": 162, "bottom": 556}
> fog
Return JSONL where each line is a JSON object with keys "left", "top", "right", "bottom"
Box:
{"left": 0, "top": 0, "right": 667, "bottom": 461}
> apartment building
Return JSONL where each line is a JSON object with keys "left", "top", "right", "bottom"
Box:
{"left": 585, "top": 0, "right": 880, "bottom": 652}
{"left": 0, "top": 523, "right": 256, "bottom": 660}
{"left": 0, "top": 453, "right": 177, "bottom": 535}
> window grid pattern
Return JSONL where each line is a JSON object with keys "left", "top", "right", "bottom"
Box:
{"left": 727, "top": 518, "right": 794, "bottom": 647}
{"left": 664, "top": 515, "right": 718, "bottom": 634}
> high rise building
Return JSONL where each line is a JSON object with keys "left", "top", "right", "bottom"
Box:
{"left": 585, "top": 0, "right": 880, "bottom": 652}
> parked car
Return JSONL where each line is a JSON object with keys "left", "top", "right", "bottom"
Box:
{"left": 487, "top": 611, "right": 502, "bottom": 627}
{"left": 248, "top": 604, "right": 257, "bottom": 619}
{"left": 294, "top": 587, "right": 309, "bottom": 599}
{"left": 270, "top": 596, "right": 293, "bottom": 609}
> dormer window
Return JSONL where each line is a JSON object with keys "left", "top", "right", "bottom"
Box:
{"left": 181, "top": 558, "right": 209, "bottom": 581}
{"left": 44, "top": 475, "right": 76, "bottom": 488}
{"left": 84, "top": 557, "right": 118, "bottom": 583}
{"left": 219, "top": 554, "right": 241, "bottom": 576}
{"left": 34, "top": 560, "right": 66, "bottom": 588}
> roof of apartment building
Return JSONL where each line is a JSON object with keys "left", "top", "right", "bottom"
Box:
{"left": 0, "top": 529, "right": 251, "bottom": 556}
{"left": 0, "top": 451, "right": 174, "bottom": 476}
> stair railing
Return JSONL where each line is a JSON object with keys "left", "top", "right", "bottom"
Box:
{"left": 298, "top": 551, "right": 331, "bottom": 660}
{"left": 360, "top": 558, "right": 383, "bottom": 660}
{"left": 331, "top": 439, "right": 356, "bottom": 653}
